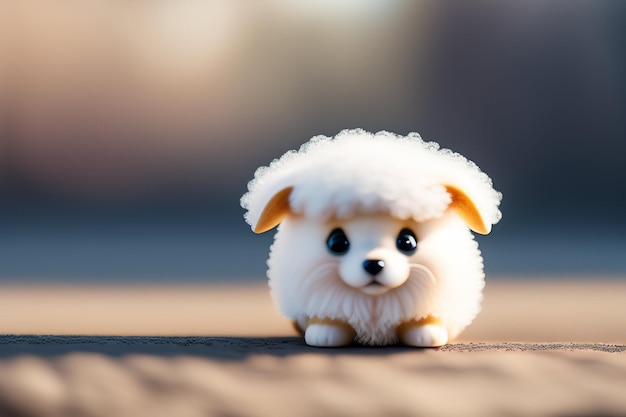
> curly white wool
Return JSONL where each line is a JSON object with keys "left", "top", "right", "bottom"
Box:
{"left": 241, "top": 129, "right": 502, "bottom": 230}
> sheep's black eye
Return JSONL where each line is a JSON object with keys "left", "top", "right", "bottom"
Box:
{"left": 396, "top": 228, "right": 417, "bottom": 255}
{"left": 327, "top": 228, "right": 350, "bottom": 255}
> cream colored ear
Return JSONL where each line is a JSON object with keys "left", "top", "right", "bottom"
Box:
{"left": 444, "top": 185, "right": 490, "bottom": 235}
{"left": 253, "top": 187, "right": 293, "bottom": 233}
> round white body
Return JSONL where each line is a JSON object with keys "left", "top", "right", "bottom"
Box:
{"left": 267, "top": 212, "right": 485, "bottom": 346}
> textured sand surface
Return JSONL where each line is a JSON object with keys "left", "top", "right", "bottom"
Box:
{"left": 0, "top": 280, "right": 625, "bottom": 417}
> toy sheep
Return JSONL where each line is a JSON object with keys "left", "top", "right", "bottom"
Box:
{"left": 241, "top": 129, "right": 502, "bottom": 347}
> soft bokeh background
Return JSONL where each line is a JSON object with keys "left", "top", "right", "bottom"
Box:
{"left": 1, "top": 0, "right": 625, "bottom": 282}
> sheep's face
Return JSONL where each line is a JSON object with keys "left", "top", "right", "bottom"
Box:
{"left": 313, "top": 213, "right": 433, "bottom": 296}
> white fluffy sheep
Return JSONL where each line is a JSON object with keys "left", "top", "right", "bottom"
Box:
{"left": 241, "top": 129, "right": 502, "bottom": 347}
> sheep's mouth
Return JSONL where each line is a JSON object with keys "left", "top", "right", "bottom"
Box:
{"left": 360, "top": 281, "right": 390, "bottom": 295}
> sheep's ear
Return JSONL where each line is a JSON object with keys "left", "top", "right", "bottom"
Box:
{"left": 444, "top": 185, "right": 490, "bottom": 235}
{"left": 253, "top": 187, "right": 293, "bottom": 233}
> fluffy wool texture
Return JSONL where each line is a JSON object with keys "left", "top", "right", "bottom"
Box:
{"left": 242, "top": 129, "right": 502, "bottom": 230}
{"left": 241, "top": 129, "right": 502, "bottom": 345}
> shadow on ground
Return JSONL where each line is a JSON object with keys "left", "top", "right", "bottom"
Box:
{"left": 0, "top": 336, "right": 623, "bottom": 360}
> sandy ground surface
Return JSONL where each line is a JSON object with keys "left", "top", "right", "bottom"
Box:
{"left": 0, "top": 279, "right": 625, "bottom": 417}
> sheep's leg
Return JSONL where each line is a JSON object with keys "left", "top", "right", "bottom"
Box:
{"left": 396, "top": 316, "right": 448, "bottom": 347}
{"left": 303, "top": 317, "right": 355, "bottom": 347}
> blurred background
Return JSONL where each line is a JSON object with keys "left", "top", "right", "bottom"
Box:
{"left": 1, "top": 0, "right": 625, "bottom": 283}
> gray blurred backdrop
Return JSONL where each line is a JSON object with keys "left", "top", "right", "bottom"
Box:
{"left": 1, "top": 0, "right": 625, "bottom": 282}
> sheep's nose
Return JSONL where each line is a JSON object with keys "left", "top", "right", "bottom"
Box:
{"left": 363, "top": 259, "right": 385, "bottom": 276}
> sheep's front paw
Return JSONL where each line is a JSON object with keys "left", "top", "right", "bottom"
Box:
{"left": 399, "top": 324, "right": 448, "bottom": 347}
{"left": 304, "top": 324, "right": 355, "bottom": 347}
